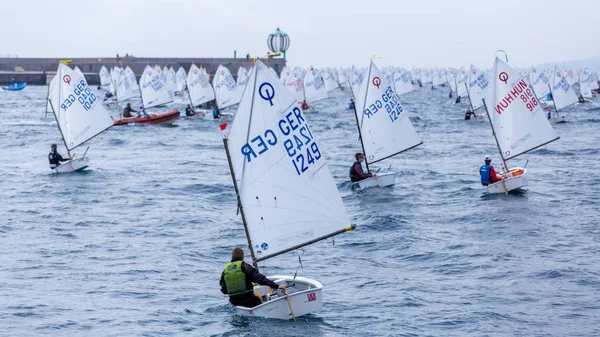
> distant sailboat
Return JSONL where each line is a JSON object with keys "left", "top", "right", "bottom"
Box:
{"left": 303, "top": 68, "right": 328, "bottom": 112}
{"left": 213, "top": 64, "right": 243, "bottom": 115}
{"left": 393, "top": 69, "right": 415, "bottom": 97}
{"left": 48, "top": 62, "right": 114, "bottom": 173}
{"left": 221, "top": 59, "right": 355, "bottom": 320}
{"left": 99, "top": 66, "right": 111, "bottom": 87}
{"left": 351, "top": 58, "right": 423, "bottom": 189}
{"left": 464, "top": 65, "right": 489, "bottom": 120}
{"left": 547, "top": 65, "right": 578, "bottom": 124}
{"left": 187, "top": 63, "right": 215, "bottom": 113}
{"left": 482, "top": 55, "right": 559, "bottom": 194}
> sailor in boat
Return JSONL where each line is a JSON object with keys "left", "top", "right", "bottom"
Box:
{"left": 449, "top": 90, "right": 453, "bottom": 98}
{"left": 349, "top": 153, "right": 373, "bottom": 182}
{"left": 546, "top": 108, "right": 552, "bottom": 120}
{"left": 219, "top": 248, "right": 287, "bottom": 308}
{"left": 301, "top": 100, "right": 310, "bottom": 110}
{"left": 185, "top": 104, "right": 196, "bottom": 117}
{"left": 10, "top": 78, "right": 15, "bottom": 88}
{"left": 139, "top": 105, "right": 150, "bottom": 117}
{"left": 348, "top": 98, "right": 355, "bottom": 110}
{"left": 105, "top": 91, "right": 114, "bottom": 99}
{"left": 464, "top": 109, "right": 475, "bottom": 120}
{"left": 48, "top": 144, "right": 68, "bottom": 170}
{"left": 455, "top": 95, "right": 461, "bottom": 104}
{"left": 212, "top": 108, "right": 222, "bottom": 119}
{"left": 122, "top": 103, "right": 139, "bottom": 118}
{"left": 479, "top": 156, "right": 502, "bottom": 186}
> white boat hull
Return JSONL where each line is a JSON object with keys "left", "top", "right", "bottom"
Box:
{"left": 353, "top": 172, "right": 395, "bottom": 189}
{"left": 234, "top": 275, "right": 323, "bottom": 320}
{"left": 549, "top": 115, "right": 566, "bottom": 124}
{"left": 466, "top": 114, "right": 484, "bottom": 121}
{"left": 53, "top": 156, "right": 89, "bottom": 173}
{"left": 484, "top": 167, "right": 527, "bottom": 194}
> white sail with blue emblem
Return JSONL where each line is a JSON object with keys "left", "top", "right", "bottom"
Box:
{"left": 139, "top": 65, "right": 172, "bottom": 108}
{"left": 124, "top": 66, "right": 140, "bottom": 94}
{"left": 187, "top": 63, "right": 215, "bottom": 106}
{"left": 456, "top": 69, "right": 468, "bottom": 97}
{"left": 530, "top": 66, "right": 550, "bottom": 99}
{"left": 348, "top": 66, "right": 363, "bottom": 98}
{"left": 323, "top": 69, "right": 339, "bottom": 92}
{"left": 393, "top": 69, "right": 415, "bottom": 96}
{"left": 116, "top": 67, "right": 135, "bottom": 102}
{"left": 175, "top": 67, "right": 187, "bottom": 92}
{"left": 485, "top": 56, "right": 558, "bottom": 160}
{"left": 550, "top": 65, "right": 578, "bottom": 111}
{"left": 214, "top": 64, "right": 243, "bottom": 109}
{"left": 467, "top": 65, "right": 489, "bottom": 110}
{"left": 579, "top": 69, "right": 594, "bottom": 98}
{"left": 355, "top": 60, "right": 422, "bottom": 164}
{"left": 50, "top": 63, "right": 114, "bottom": 151}
{"left": 226, "top": 59, "right": 352, "bottom": 262}
{"left": 303, "top": 68, "right": 328, "bottom": 103}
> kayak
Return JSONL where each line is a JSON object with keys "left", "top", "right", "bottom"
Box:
{"left": 2, "top": 82, "right": 27, "bottom": 91}
{"left": 113, "top": 110, "right": 180, "bottom": 126}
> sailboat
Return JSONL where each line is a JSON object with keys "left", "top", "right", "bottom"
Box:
{"left": 186, "top": 64, "right": 216, "bottom": 116}
{"left": 481, "top": 55, "right": 559, "bottom": 194}
{"left": 221, "top": 59, "right": 355, "bottom": 320}
{"left": 213, "top": 64, "right": 243, "bottom": 119}
{"left": 99, "top": 66, "right": 111, "bottom": 88}
{"left": 392, "top": 69, "right": 415, "bottom": 97}
{"left": 547, "top": 65, "right": 578, "bottom": 124}
{"left": 464, "top": 65, "right": 489, "bottom": 121}
{"left": 48, "top": 62, "right": 114, "bottom": 173}
{"left": 114, "top": 65, "right": 180, "bottom": 126}
{"left": 351, "top": 58, "right": 423, "bottom": 189}
{"left": 303, "top": 68, "right": 328, "bottom": 112}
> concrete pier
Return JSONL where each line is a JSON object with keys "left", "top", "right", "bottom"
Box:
{"left": 0, "top": 56, "right": 286, "bottom": 85}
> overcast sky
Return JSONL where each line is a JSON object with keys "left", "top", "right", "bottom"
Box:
{"left": 2, "top": 0, "right": 598, "bottom": 69}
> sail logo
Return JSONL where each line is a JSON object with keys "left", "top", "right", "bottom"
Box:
{"left": 259, "top": 82, "right": 275, "bottom": 106}
{"left": 499, "top": 72, "right": 509, "bottom": 84}
{"left": 372, "top": 77, "right": 381, "bottom": 89}
{"left": 63, "top": 75, "right": 72, "bottom": 85}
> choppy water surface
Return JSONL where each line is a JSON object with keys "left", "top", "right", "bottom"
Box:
{"left": 1, "top": 85, "right": 599, "bottom": 337}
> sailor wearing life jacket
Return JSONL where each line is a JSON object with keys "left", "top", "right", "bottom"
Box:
{"left": 48, "top": 144, "right": 68, "bottom": 169}
{"left": 480, "top": 155, "right": 501, "bottom": 186}
{"left": 349, "top": 153, "right": 372, "bottom": 182}
{"left": 220, "top": 248, "right": 286, "bottom": 308}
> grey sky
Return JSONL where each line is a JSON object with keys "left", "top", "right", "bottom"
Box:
{"left": 3, "top": 0, "right": 599, "bottom": 69}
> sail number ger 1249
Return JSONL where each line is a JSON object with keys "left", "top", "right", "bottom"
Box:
{"left": 240, "top": 106, "right": 322, "bottom": 176}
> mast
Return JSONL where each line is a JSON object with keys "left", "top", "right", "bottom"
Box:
{"left": 356, "top": 61, "right": 375, "bottom": 173}
{"left": 482, "top": 98, "right": 509, "bottom": 194}
{"left": 465, "top": 81, "right": 476, "bottom": 114}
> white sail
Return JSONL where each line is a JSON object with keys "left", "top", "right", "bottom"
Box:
{"left": 467, "top": 65, "right": 489, "bottom": 110}
{"left": 50, "top": 63, "right": 113, "bottom": 150}
{"left": 124, "top": 67, "right": 139, "bottom": 94}
{"left": 304, "top": 68, "right": 328, "bottom": 103}
{"left": 175, "top": 67, "right": 187, "bottom": 92}
{"left": 227, "top": 59, "right": 351, "bottom": 260}
{"left": 447, "top": 71, "right": 457, "bottom": 93}
{"left": 187, "top": 64, "right": 215, "bottom": 106}
{"left": 139, "top": 65, "right": 172, "bottom": 108}
{"left": 551, "top": 66, "right": 578, "bottom": 111}
{"left": 99, "top": 66, "right": 111, "bottom": 86}
{"left": 323, "top": 69, "right": 338, "bottom": 92}
{"left": 485, "top": 56, "right": 558, "bottom": 160}
{"left": 580, "top": 69, "right": 594, "bottom": 98}
{"left": 432, "top": 69, "right": 446, "bottom": 86}
{"left": 166, "top": 67, "right": 177, "bottom": 94}
{"left": 393, "top": 70, "right": 415, "bottom": 96}
{"left": 338, "top": 68, "right": 347, "bottom": 86}
{"left": 355, "top": 60, "right": 422, "bottom": 164}
{"left": 116, "top": 67, "right": 134, "bottom": 101}
{"left": 214, "top": 64, "right": 243, "bottom": 109}
{"left": 421, "top": 70, "right": 433, "bottom": 84}
{"left": 565, "top": 69, "right": 578, "bottom": 86}
{"left": 237, "top": 67, "right": 248, "bottom": 86}
{"left": 280, "top": 66, "right": 292, "bottom": 85}
{"left": 285, "top": 67, "right": 305, "bottom": 103}
{"left": 456, "top": 70, "right": 468, "bottom": 97}
{"left": 530, "top": 66, "right": 550, "bottom": 99}
{"left": 348, "top": 66, "right": 363, "bottom": 98}
{"left": 74, "top": 66, "right": 85, "bottom": 79}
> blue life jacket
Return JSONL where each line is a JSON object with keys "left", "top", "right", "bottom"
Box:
{"left": 213, "top": 109, "right": 219, "bottom": 118}
{"left": 480, "top": 164, "right": 491, "bottom": 185}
